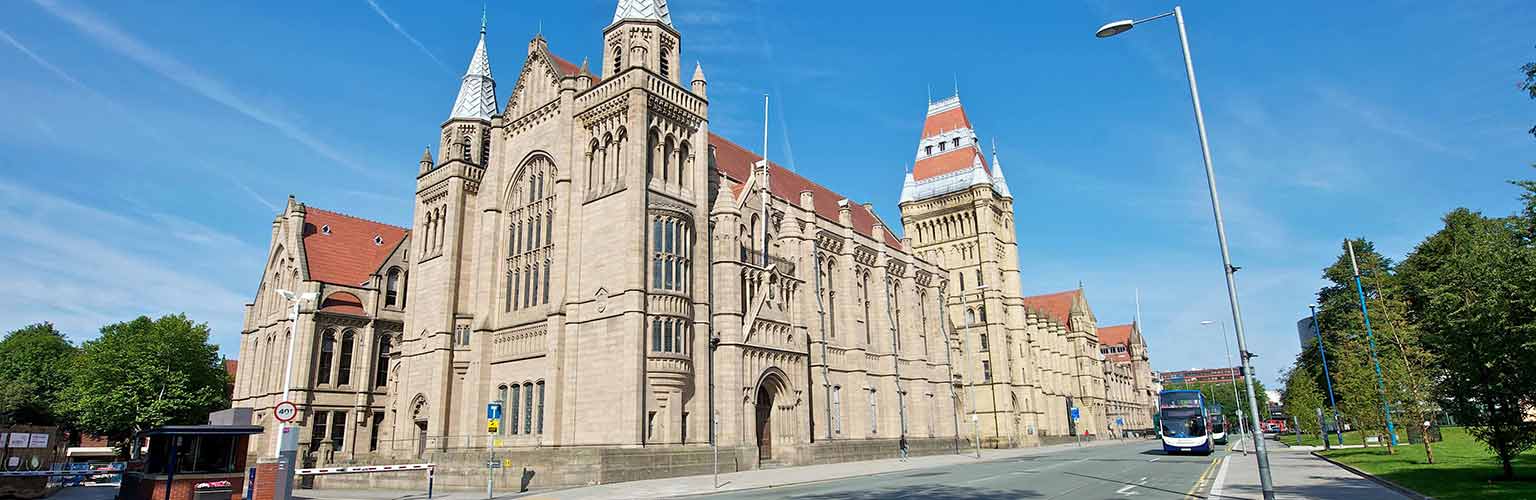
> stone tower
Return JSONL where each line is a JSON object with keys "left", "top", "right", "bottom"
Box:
{"left": 394, "top": 15, "right": 498, "bottom": 450}
{"left": 897, "top": 94, "right": 1032, "bottom": 447}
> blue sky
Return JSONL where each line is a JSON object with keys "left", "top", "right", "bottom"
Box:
{"left": 1, "top": 0, "right": 1532, "bottom": 388}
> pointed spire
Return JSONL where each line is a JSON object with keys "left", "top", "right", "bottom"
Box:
{"left": 612, "top": 0, "right": 673, "bottom": 27}
{"left": 480, "top": 3, "right": 487, "bottom": 34}
{"left": 420, "top": 147, "right": 433, "bottom": 164}
{"left": 990, "top": 138, "right": 1012, "bottom": 198}
{"left": 691, "top": 61, "right": 707, "bottom": 84}
{"left": 449, "top": 14, "right": 497, "bottom": 120}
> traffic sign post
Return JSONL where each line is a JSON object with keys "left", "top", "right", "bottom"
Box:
{"left": 1070, "top": 408, "right": 1082, "bottom": 447}
{"left": 274, "top": 401, "right": 298, "bottom": 423}
{"left": 486, "top": 401, "right": 502, "bottom": 500}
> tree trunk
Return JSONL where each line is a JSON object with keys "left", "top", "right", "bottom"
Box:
{"left": 1503, "top": 455, "right": 1516, "bottom": 480}
{"left": 1423, "top": 433, "right": 1434, "bottom": 464}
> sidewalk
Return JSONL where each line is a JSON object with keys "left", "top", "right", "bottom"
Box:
{"left": 297, "top": 437, "right": 1137, "bottom": 500}
{"left": 1213, "top": 437, "right": 1409, "bottom": 499}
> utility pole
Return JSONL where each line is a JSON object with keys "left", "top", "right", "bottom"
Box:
{"left": 1348, "top": 240, "right": 1398, "bottom": 449}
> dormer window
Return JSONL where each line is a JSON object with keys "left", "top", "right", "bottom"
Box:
{"left": 925, "top": 146, "right": 933, "bottom": 155}
{"left": 938, "top": 142, "right": 946, "bottom": 152}
{"left": 373, "top": 235, "right": 384, "bottom": 246}
{"left": 953, "top": 137, "right": 960, "bottom": 147}
{"left": 321, "top": 224, "right": 332, "bottom": 235}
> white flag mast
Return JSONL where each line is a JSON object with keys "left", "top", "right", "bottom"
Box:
{"left": 759, "top": 93, "right": 770, "bottom": 266}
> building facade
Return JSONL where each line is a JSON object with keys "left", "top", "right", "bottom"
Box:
{"left": 231, "top": 0, "right": 1158, "bottom": 484}
{"left": 1098, "top": 322, "right": 1157, "bottom": 434}
{"left": 1160, "top": 367, "right": 1241, "bottom": 385}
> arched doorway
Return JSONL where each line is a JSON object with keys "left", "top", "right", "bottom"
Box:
{"left": 754, "top": 372, "right": 789, "bottom": 461}
{"left": 756, "top": 383, "right": 775, "bottom": 460}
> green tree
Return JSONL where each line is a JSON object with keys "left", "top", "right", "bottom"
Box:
{"left": 1281, "top": 363, "right": 1325, "bottom": 436}
{"left": 56, "top": 314, "right": 229, "bottom": 447}
{"left": 0, "top": 322, "right": 77, "bottom": 425}
{"left": 1398, "top": 208, "right": 1536, "bottom": 480}
{"left": 1522, "top": 55, "right": 1535, "bottom": 137}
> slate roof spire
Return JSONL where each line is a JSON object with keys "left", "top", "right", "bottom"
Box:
{"left": 612, "top": 0, "right": 673, "bottom": 28}
{"left": 449, "top": 11, "right": 497, "bottom": 120}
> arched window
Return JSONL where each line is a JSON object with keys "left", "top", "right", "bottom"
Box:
{"left": 646, "top": 129, "right": 658, "bottom": 180}
{"left": 497, "top": 384, "right": 509, "bottom": 435}
{"left": 612, "top": 46, "right": 622, "bottom": 74}
{"left": 461, "top": 138, "right": 472, "bottom": 161}
{"left": 587, "top": 139, "right": 600, "bottom": 190}
{"left": 659, "top": 48, "right": 670, "bottom": 78}
{"left": 506, "top": 156, "right": 558, "bottom": 311}
{"left": 601, "top": 133, "right": 614, "bottom": 184}
{"left": 860, "top": 271, "right": 872, "bottom": 346}
{"left": 677, "top": 141, "right": 690, "bottom": 185}
{"left": 385, "top": 268, "right": 403, "bottom": 307}
{"left": 979, "top": 304, "right": 987, "bottom": 323}
{"left": 374, "top": 334, "right": 391, "bottom": 388}
{"left": 316, "top": 330, "right": 336, "bottom": 384}
{"left": 662, "top": 135, "right": 675, "bottom": 183}
{"left": 523, "top": 382, "right": 534, "bottom": 434}
{"left": 510, "top": 383, "right": 521, "bottom": 434}
{"left": 964, "top": 308, "right": 975, "bottom": 327}
{"left": 337, "top": 329, "right": 355, "bottom": 385}
{"left": 536, "top": 381, "right": 546, "bottom": 434}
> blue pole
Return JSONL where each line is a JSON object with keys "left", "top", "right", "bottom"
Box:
{"left": 1310, "top": 305, "right": 1345, "bottom": 446}
{"left": 1347, "top": 240, "right": 1398, "bottom": 446}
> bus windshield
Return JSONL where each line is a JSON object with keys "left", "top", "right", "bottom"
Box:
{"left": 1210, "top": 414, "right": 1226, "bottom": 434}
{"left": 1162, "top": 409, "right": 1206, "bottom": 438}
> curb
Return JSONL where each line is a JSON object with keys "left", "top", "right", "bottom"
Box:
{"left": 1310, "top": 451, "right": 1434, "bottom": 500}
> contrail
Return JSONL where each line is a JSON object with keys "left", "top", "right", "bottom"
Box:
{"left": 29, "top": 0, "right": 384, "bottom": 181}
{"left": 364, "top": 0, "right": 454, "bottom": 76}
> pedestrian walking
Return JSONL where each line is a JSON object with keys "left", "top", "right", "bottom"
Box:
{"left": 899, "top": 435, "right": 910, "bottom": 462}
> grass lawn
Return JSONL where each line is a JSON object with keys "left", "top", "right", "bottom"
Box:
{"left": 1273, "top": 430, "right": 1377, "bottom": 448}
{"left": 1319, "top": 427, "right": 1536, "bottom": 500}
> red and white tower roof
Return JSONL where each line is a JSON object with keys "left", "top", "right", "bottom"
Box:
{"left": 900, "top": 94, "right": 1010, "bottom": 203}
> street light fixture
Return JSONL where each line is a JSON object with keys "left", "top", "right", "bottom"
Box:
{"left": 1096, "top": 6, "right": 1276, "bottom": 499}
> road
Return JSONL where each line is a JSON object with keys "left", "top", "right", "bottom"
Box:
{"left": 693, "top": 440, "right": 1227, "bottom": 500}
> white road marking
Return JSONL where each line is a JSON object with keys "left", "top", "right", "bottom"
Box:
{"left": 1114, "top": 477, "right": 1149, "bottom": 496}
{"left": 1147, "top": 457, "right": 1160, "bottom": 462}
{"left": 1209, "top": 456, "right": 1233, "bottom": 499}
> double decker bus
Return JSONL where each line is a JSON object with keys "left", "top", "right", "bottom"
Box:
{"left": 1159, "top": 390, "right": 1212, "bottom": 454}
{"left": 1209, "top": 402, "right": 1228, "bottom": 445}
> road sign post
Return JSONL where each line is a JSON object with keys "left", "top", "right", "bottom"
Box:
{"left": 486, "top": 401, "right": 502, "bottom": 500}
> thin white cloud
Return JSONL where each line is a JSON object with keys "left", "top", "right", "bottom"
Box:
{"left": 0, "top": 179, "right": 253, "bottom": 354}
{"left": 363, "top": 0, "right": 454, "bottom": 76}
{"left": 0, "top": 28, "right": 90, "bottom": 92}
{"left": 1309, "top": 83, "right": 1461, "bottom": 157}
{"left": 29, "top": 0, "right": 383, "bottom": 181}
{"left": 2, "top": 24, "right": 282, "bottom": 214}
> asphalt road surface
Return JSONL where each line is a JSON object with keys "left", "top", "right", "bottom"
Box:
{"left": 695, "top": 440, "right": 1227, "bottom": 500}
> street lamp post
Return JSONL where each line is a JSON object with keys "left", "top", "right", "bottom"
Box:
{"left": 1201, "top": 320, "right": 1247, "bottom": 455}
{"left": 1096, "top": 6, "right": 1276, "bottom": 499}
{"left": 1347, "top": 240, "right": 1399, "bottom": 447}
{"left": 1309, "top": 304, "right": 1345, "bottom": 448}
{"left": 273, "top": 288, "right": 316, "bottom": 500}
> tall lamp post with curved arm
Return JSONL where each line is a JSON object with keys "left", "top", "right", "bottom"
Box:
{"left": 1095, "top": 6, "right": 1275, "bottom": 499}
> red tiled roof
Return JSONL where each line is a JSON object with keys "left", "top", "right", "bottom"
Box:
{"left": 710, "top": 133, "right": 903, "bottom": 249}
{"left": 1023, "top": 289, "right": 1079, "bottom": 325}
{"left": 922, "top": 106, "right": 973, "bottom": 137}
{"left": 913, "top": 147, "right": 987, "bottom": 181}
{"left": 549, "top": 53, "right": 582, "bottom": 77}
{"left": 319, "top": 291, "right": 367, "bottom": 316}
{"left": 224, "top": 359, "right": 238, "bottom": 379}
{"left": 1098, "top": 323, "right": 1134, "bottom": 346}
{"left": 302, "top": 207, "right": 408, "bottom": 286}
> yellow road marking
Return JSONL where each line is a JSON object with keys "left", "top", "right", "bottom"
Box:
{"left": 1184, "top": 455, "right": 1222, "bottom": 499}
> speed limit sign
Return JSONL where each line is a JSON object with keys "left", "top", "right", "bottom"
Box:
{"left": 274, "top": 401, "right": 298, "bottom": 422}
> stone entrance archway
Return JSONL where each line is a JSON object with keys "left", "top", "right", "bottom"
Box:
{"left": 753, "top": 370, "right": 791, "bottom": 462}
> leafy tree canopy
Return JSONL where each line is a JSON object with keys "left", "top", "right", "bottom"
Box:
{"left": 56, "top": 314, "right": 229, "bottom": 445}
{"left": 0, "top": 322, "right": 77, "bottom": 425}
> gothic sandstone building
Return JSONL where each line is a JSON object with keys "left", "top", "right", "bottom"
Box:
{"left": 231, "top": 0, "right": 1157, "bottom": 488}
